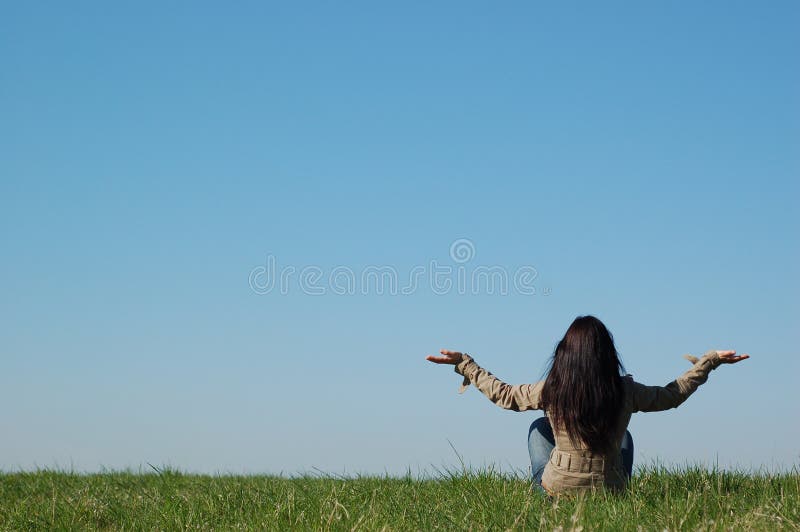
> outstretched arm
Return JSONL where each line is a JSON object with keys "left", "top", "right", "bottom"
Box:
{"left": 630, "top": 350, "right": 749, "bottom": 412}
{"left": 426, "top": 349, "right": 543, "bottom": 412}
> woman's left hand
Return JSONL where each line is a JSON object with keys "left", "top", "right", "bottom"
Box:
{"left": 425, "top": 349, "right": 463, "bottom": 365}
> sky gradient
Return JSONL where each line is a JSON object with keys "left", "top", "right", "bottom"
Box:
{"left": 1, "top": 1, "right": 798, "bottom": 475}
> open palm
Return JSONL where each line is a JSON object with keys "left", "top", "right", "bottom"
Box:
{"left": 716, "top": 350, "right": 750, "bottom": 364}
{"left": 425, "top": 349, "right": 463, "bottom": 365}
{"left": 684, "top": 350, "right": 750, "bottom": 365}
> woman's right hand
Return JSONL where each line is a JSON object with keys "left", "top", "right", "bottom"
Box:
{"left": 716, "top": 350, "right": 750, "bottom": 364}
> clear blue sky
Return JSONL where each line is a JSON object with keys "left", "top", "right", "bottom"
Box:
{"left": 1, "top": 1, "right": 797, "bottom": 475}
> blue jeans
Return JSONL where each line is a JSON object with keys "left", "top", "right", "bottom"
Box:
{"left": 527, "top": 416, "right": 634, "bottom": 492}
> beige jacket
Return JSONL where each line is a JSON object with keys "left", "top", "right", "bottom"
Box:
{"left": 453, "top": 350, "right": 723, "bottom": 494}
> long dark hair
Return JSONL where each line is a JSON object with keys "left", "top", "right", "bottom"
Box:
{"left": 540, "top": 315, "right": 626, "bottom": 454}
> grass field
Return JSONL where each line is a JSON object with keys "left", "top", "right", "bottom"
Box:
{"left": 1, "top": 465, "right": 797, "bottom": 530}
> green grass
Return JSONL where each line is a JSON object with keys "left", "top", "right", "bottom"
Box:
{"left": 1, "top": 465, "right": 797, "bottom": 530}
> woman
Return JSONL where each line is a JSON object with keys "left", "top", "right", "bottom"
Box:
{"left": 426, "top": 315, "right": 749, "bottom": 495}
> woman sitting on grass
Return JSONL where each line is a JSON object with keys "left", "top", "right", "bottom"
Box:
{"left": 426, "top": 315, "right": 749, "bottom": 495}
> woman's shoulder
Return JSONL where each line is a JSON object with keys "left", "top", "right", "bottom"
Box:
{"left": 621, "top": 374, "right": 638, "bottom": 411}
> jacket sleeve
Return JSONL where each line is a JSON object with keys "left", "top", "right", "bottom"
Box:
{"left": 453, "top": 354, "right": 543, "bottom": 411}
{"left": 629, "top": 350, "right": 722, "bottom": 412}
